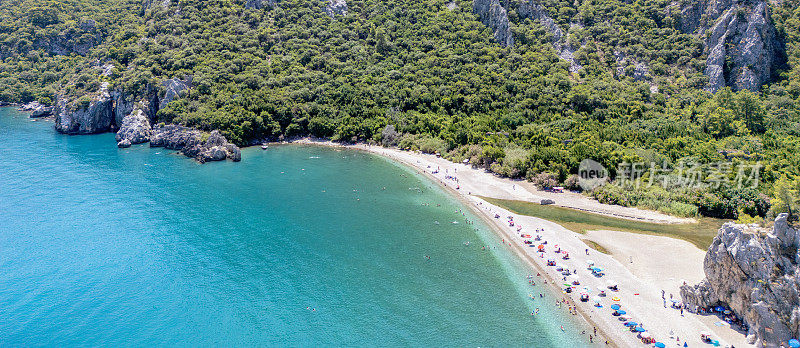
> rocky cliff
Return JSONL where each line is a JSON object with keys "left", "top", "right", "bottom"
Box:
{"left": 678, "top": 0, "right": 783, "bottom": 92}
{"left": 54, "top": 82, "right": 115, "bottom": 134}
{"left": 324, "top": 0, "right": 347, "bottom": 17}
{"left": 55, "top": 73, "right": 240, "bottom": 163}
{"left": 681, "top": 214, "right": 800, "bottom": 347}
{"left": 473, "top": 0, "right": 514, "bottom": 47}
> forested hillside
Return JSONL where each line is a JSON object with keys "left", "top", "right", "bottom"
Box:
{"left": 1, "top": 0, "right": 799, "bottom": 220}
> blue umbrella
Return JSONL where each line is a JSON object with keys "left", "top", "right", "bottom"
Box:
{"left": 616, "top": 310, "right": 627, "bottom": 315}
{"left": 715, "top": 306, "right": 725, "bottom": 312}
{"left": 789, "top": 339, "right": 800, "bottom": 348}
{"left": 610, "top": 304, "right": 621, "bottom": 310}
{"left": 635, "top": 327, "right": 645, "bottom": 332}
{"left": 655, "top": 343, "right": 666, "bottom": 348}
{"left": 624, "top": 321, "right": 637, "bottom": 326}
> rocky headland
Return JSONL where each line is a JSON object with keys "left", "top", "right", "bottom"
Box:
{"left": 49, "top": 67, "right": 239, "bottom": 163}
{"left": 681, "top": 214, "right": 800, "bottom": 347}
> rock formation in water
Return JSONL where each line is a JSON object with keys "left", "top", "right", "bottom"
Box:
{"left": 116, "top": 108, "right": 152, "bottom": 146}
{"left": 678, "top": 0, "right": 782, "bottom": 92}
{"left": 324, "top": 0, "right": 347, "bottom": 17}
{"left": 150, "top": 125, "right": 242, "bottom": 162}
{"left": 473, "top": 0, "right": 514, "bottom": 47}
{"left": 54, "top": 82, "right": 115, "bottom": 134}
{"left": 681, "top": 214, "right": 800, "bottom": 347}
{"left": 54, "top": 70, "right": 240, "bottom": 162}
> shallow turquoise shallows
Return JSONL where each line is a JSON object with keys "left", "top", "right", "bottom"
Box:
{"left": 0, "top": 108, "right": 587, "bottom": 347}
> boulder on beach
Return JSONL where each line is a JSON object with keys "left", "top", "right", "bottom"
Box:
{"left": 681, "top": 214, "right": 800, "bottom": 347}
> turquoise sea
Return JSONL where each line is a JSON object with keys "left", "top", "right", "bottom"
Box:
{"left": 0, "top": 107, "right": 588, "bottom": 346}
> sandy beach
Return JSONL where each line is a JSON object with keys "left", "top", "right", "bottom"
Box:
{"left": 289, "top": 138, "right": 752, "bottom": 347}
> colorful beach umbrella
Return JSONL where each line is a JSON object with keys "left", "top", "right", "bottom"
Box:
{"left": 635, "top": 327, "right": 645, "bottom": 332}
{"left": 616, "top": 310, "right": 626, "bottom": 315}
{"left": 639, "top": 332, "right": 651, "bottom": 338}
{"left": 789, "top": 339, "right": 800, "bottom": 348}
{"left": 655, "top": 343, "right": 666, "bottom": 348}
{"left": 611, "top": 297, "right": 620, "bottom": 301}
{"left": 610, "top": 304, "right": 621, "bottom": 310}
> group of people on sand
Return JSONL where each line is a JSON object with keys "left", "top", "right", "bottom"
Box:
{"left": 478, "top": 204, "right": 618, "bottom": 345}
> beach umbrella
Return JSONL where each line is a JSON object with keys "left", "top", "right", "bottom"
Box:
{"left": 592, "top": 296, "right": 601, "bottom": 303}
{"left": 610, "top": 304, "right": 621, "bottom": 310}
{"left": 635, "top": 327, "right": 645, "bottom": 332}
{"left": 624, "top": 321, "right": 637, "bottom": 327}
{"left": 655, "top": 343, "right": 666, "bottom": 348}
{"left": 714, "top": 306, "right": 725, "bottom": 312}
{"left": 616, "top": 310, "right": 626, "bottom": 315}
{"left": 612, "top": 297, "right": 620, "bottom": 301}
{"left": 723, "top": 309, "right": 732, "bottom": 314}
{"left": 586, "top": 260, "right": 595, "bottom": 265}
{"left": 639, "top": 332, "right": 651, "bottom": 338}
{"left": 789, "top": 339, "right": 800, "bottom": 348}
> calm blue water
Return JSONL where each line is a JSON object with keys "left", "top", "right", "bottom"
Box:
{"left": 0, "top": 108, "right": 587, "bottom": 346}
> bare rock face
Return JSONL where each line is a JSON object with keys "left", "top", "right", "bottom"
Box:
{"left": 324, "top": 0, "right": 347, "bottom": 17}
{"left": 116, "top": 108, "right": 152, "bottom": 146}
{"left": 54, "top": 83, "right": 115, "bottom": 134}
{"left": 679, "top": 0, "right": 781, "bottom": 92}
{"left": 681, "top": 214, "right": 800, "bottom": 347}
{"left": 473, "top": 0, "right": 514, "bottom": 47}
{"left": 159, "top": 77, "right": 192, "bottom": 110}
{"left": 514, "top": 0, "right": 582, "bottom": 73}
{"left": 150, "top": 125, "right": 241, "bottom": 162}
{"left": 245, "top": 0, "right": 277, "bottom": 9}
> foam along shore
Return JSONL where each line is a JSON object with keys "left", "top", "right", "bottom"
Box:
{"left": 289, "top": 138, "right": 753, "bottom": 347}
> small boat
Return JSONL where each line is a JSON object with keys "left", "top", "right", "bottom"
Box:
{"left": 261, "top": 144, "right": 268, "bottom": 150}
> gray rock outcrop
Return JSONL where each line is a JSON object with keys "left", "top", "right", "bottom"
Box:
{"left": 679, "top": 0, "right": 782, "bottom": 92}
{"left": 324, "top": 0, "right": 347, "bottom": 17}
{"left": 245, "top": 0, "right": 276, "bottom": 9}
{"left": 159, "top": 77, "right": 191, "bottom": 110}
{"left": 150, "top": 125, "right": 241, "bottom": 162}
{"left": 116, "top": 108, "right": 152, "bottom": 146}
{"left": 54, "top": 82, "right": 115, "bottom": 134}
{"left": 473, "top": 0, "right": 514, "bottom": 47}
{"left": 681, "top": 214, "right": 800, "bottom": 347}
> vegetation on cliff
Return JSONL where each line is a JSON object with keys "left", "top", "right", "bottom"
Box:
{"left": 1, "top": 0, "right": 799, "bottom": 219}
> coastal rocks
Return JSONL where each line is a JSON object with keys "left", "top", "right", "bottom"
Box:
{"left": 19, "top": 101, "right": 54, "bottom": 118}
{"left": 30, "top": 106, "right": 54, "bottom": 118}
{"left": 540, "top": 199, "right": 555, "bottom": 205}
{"left": 324, "top": 0, "right": 347, "bottom": 17}
{"left": 680, "top": 214, "right": 800, "bottom": 347}
{"left": 116, "top": 108, "right": 152, "bottom": 146}
{"left": 150, "top": 125, "right": 241, "bottom": 162}
{"left": 117, "top": 139, "right": 132, "bottom": 148}
{"left": 54, "top": 83, "right": 115, "bottom": 134}
{"left": 473, "top": 0, "right": 514, "bottom": 47}
{"left": 678, "top": 0, "right": 782, "bottom": 92}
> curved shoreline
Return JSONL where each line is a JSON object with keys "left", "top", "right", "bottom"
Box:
{"left": 280, "top": 139, "right": 751, "bottom": 348}
{"left": 280, "top": 140, "right": 622, "bottom": 347}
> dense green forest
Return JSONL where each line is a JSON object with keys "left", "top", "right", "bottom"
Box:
{"left": 1, "top": 0, "right": 799, "bottom": 220}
